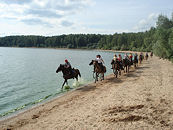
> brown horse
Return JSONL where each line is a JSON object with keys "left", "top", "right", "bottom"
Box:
{"left": 150, "top": 52, "right": 153, "bottom": 58}
{"left": 133, "top": 55, "right": 138, "bottom": 68}
{"left": 56, "top": 64, "right": 81, "bottom": 89}
{"left": 122, "top": 58, "right": 130, "bottom": 73}
{"left": 89, "top": 60, "right": 106, "bottom": 83}
{"left": 111, "top": 60, "right": 121, "bottom": 78}
{"left": 139, "top": 54, "right": 144, "bottom": 64}
{"left": 145, "top": 53, "right": 149, "bottom": 60}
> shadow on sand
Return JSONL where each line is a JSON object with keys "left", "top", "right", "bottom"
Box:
{"left": 76, "top": 85, "right": 96, "bottom": 92}
{"left": 76, "top": 65, "right": 148, "bottom": 92}
{"left": 136, "top": 66, "right": 150, "bottom": 70}
{"left": 106, "top": 76, "right": 123, "bottom": 84}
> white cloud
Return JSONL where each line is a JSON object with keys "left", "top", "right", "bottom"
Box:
{"left": 133, "top": 13, "right": 158, "bottom": 32}
{"left": 0, "top": 0, "right": 94, "bottom": 28}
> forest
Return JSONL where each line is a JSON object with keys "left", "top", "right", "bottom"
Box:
{"left": 0, "top": 13, "right": 173, "bottom": 62}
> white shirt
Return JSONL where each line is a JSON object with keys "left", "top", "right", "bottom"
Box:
{"left": 96, "top": 57, "right": 104, "bottom": 64}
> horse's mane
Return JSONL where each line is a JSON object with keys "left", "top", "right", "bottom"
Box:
{"left": 60, "top": 64, "right": 65, "bottom": 67}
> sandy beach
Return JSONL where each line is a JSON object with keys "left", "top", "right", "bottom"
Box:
{"left": 0, "top": 55, "right": 173, "bottom": 130}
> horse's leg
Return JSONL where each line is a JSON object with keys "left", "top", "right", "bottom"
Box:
{"left": 75, "top": 75, "right": 78, "bottom": 81}
{"left": 96, "top": 73, "right": 98, "bottom": 81}
{"left": 62, "top": 79, "right": 67, "bottom": 89}
{"left": 96, "top": 73, "right": 98, "bottom": 82}
{"left": 95, "top": 73, "right": 97, "bottom": 83}
{"left": 119, "top": 70, "right": 121, "bottom": 76}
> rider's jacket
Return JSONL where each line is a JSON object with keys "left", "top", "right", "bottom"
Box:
{"left": 96, "top": 57, "right": 104, "bottom": 64}
{"left": 65, "top": 62, "right": 71, "bottom": 68}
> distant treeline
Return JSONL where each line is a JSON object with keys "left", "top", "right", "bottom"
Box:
{"left": 0, "top": 13, "right": 173, "bottom": 62}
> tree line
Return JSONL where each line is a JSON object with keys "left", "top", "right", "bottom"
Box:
{"left": 0, "top": 13, "right": 173, "bottom": 62}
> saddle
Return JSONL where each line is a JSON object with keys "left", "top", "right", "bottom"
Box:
{"left": 65, "top": 68, "right": 75, "bottom": 77}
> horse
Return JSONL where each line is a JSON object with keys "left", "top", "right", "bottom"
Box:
{"left": 145, "top": 53, "right": 149, "bottom": 60}
{"left": 150, "top": 52, "right": 153, "bottom": 58}
{"left": 122, "top": 58, "right": 131, "bottom": 73}
{"left": 89, "top": 60, "right": 106, "bottom": 83}
{"left": 139, "top": 54, "right": 144, "bottom": 64}
{"left": 111, "top": 60, "right": 122, "bottom": 78}
{"left": 133, "top": 55, "right": 138, "bottom": 68}
{"left": 56, "top": 64, "right": 81, "bottom": 89}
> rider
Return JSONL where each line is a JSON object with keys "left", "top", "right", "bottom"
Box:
{"left": 150, "top": 52, "right": 153, "bottom": 57}
{"left": 113, "top": 54, "right": 117, "bottom": 61}
{"left": 64, "top": 59, "right": 73, "bottom": 75}
{"left": 118, "top": 54, "right": 124, "bottom": 70}
{"left": 145, "top": 52, "right": 149, "bottom": 60}
{"left": 95, "top": 54, "right": 104, "bottom": 71}
{"left": 124, "top": 53, "right": 128, "bottom": 59}
{"left": 134, "top": 53, "right": 138, "bottom": 63}
{"left": 129, "top": 53, "right": 133, "bottom": 65}
{"left": 118, "top": 54, "right": 122, "bottom": 61}
{"left": 124, "top": 53, "right": 131, "bottom": 66}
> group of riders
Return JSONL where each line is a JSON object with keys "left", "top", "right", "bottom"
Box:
{"left": 63, "top": 52, "right": 153, "bottom": 77}
{"left": 57, "top": 52, "right": 153, "bottom": 88}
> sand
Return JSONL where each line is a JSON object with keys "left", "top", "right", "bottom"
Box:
{"left": 0, "top": 55, "right": 173, "bottom": 130}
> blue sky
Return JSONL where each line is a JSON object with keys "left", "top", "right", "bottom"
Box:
{"left": 0, "top": 0, "right": 172, "bottom": 36}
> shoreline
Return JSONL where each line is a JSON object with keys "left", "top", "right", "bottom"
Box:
{"left": 0, "top": 51, "right": 162, "bottom": 130}
{"left": 0, "top": 48, "right": 141, "bottom": 120}
{"left": 1, "top": 46, "right": 145, "bottom": 54}
{"left": 0, "top": 79, "right": 95, "bottom": 121}
{"left": 0, "top": 47, "right": 131, "bottom": 120}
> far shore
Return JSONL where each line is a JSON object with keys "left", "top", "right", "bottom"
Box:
{"left": 2, "top": 46, "right": 149, "bottom": 54}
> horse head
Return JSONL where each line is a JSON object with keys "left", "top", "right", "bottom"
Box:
{"left": 89, "top": 60, "right": 94, "bottom": 65}
{"left": 56, "top": 64, "right": 64, "bottom": 73}
{"left": 93, "top": 60, "right": 98, "bottom": 66}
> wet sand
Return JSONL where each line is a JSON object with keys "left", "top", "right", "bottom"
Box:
{"left": 0, "top": 56, "right": 173, "bottom": 130}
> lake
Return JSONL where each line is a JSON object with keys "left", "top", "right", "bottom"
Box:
{"left": 0, "top": 47, "right": 125, "bottom": 118}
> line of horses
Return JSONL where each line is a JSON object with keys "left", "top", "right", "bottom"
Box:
{"left": 56, "top": 52, "right": 150, "bottom": 89}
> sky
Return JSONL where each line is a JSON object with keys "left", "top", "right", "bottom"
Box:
{"left": 0, "top": 0, "right": 173, "bottom": 36}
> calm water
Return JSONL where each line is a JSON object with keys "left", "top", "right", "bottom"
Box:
{"left": 0, "top": 47, "right": 124, "bottom": 118}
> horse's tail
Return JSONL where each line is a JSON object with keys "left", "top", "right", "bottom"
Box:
{"left": 104, "top": 66, "right": 106, "bottom": 73}
{"left": 77, "top": 69, "right": 81, "bottom": 77}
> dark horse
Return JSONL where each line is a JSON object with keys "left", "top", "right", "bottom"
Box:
{"left": 150, "top": 52, "right": 153, "bottom": 58}
{"left": 111, "top": 60, "right": 122, "bottom": 78}
{"left": 122, "top": 58, "right": 131, "bottom": 73}
{"left": 133, "top": 55, "right": 138, "bottom": 68}
{"left": 89, "top": 60, "right": 106, "bottom": 83}
{"left": 139, "top": 54, "right": 144, "bottom": 64}
{"left": 56, "top": 64, "right": 81, "bottom": 89}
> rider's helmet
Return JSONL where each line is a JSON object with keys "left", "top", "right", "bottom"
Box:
{"left": 65, "top": 59, "right": 68, "bottom": 63}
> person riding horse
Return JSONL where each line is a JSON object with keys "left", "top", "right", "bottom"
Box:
{"left": 129, "top": 53, "right": 133, "bottom": 65}
{"left": 139, "top": 52, "right": 144, "bottom": 63}
{"left": 133, "top": 53, "right": 138, "bottom": 67}
{"left": 123, "top": 53, "right": 131, "bottom": 73}
{"left": 145, "top": 52, "right": 149, "bottom": 60}
{"left": 111, "top": 54, "right": 123, "bottom": 70}
{"left": 95, "top": 55, "right": 104, "bottom": 72}
{"left": 56, "top": 62, "right": 81, "bottom": 88}
{"left": 64, "top": 59, "right": 73, "bottom": 76}
{"left": 150, "top": 52, "right": 153, "bottom": 58}
{"left": 118, "top": 54, "right": 124, "bottom": 70}
{"left": 124, "top": 53, "right": 131, "bottom": 63}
